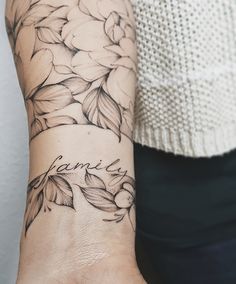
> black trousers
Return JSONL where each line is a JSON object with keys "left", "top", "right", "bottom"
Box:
{"left": 134, "top": 144, "right": 236, "bottom": 284}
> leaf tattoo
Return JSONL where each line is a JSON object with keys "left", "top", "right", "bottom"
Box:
{"left": 31, "top": 117, "right": 45, "bottom": 138}
{"left": 81, "top": 170, "right": 118, "bottom": 212}
{"left": 32, "top": 85, "right": 74, "bottom": 115}
{"left": 82, "top": 88, "right": 122, "bottom": 140}
{"left": 84, "top": 170, "right": 106, "bottom": 189}
{"left": 6, "top": 0, "right": 137, "bottom": 141}
{"left": 25, "top": 191, "right": 44, "bottom": 234}
{"left": 45, "top": 175, "right": 73, "bottom": 207}
{"left": 24, "top": 173, "right": 75, "bottom": 235}
{"left": 80, "top": 187, "right": 118, "bottom": 212}
{"left": 24, "top": 176, "right": 44, "bottom": 234}
{"left": 24, "top": 156, "right": 135, "bottom": 235}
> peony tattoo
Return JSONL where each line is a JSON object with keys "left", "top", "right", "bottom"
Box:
{"left": 24, "top": 155, "right": 135, "bottom": 235}
{"left": 6, "top": 0, "right": 137, "bottom": 141}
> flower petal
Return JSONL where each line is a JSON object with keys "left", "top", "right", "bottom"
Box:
{"left": 113, "top": 26, "right": 125, "bottom": 43}
{"left": 24, "top": 49, "right": 53, "bottom": 98}
{"left": 97, "top": 0, "right": 128, "bottom": 18}
{"left": 33, "top": 85, "right": 73, "bottom": 114}
{"left": 15, "top": 25, "right": 36, "bottom": 61}
{"left": 25, "top": 99, "right": 35, "bottom": 127}
{"left": 12, "top": 0, "right": 31, "bottom": 25}
{"left": 39, "top": 0, "right": 77, "bottom": 6}
{"left": 45, "top": 115, "right": 77, "bottom": 128}
{"left": 46, "top": 44, "right": 72, "bottom": 66}
{"left": 123, "top": 0, "right": 135, "bottom": 23}
{"left": 31, "top": 118, "right": 44, "bottom": 138}
{"left": 128, "top": 205, "right": 136, "bottom": 230}
{"left": 114, "top": 57, "right": 137, "bottom": 72}
{"left": 90, "top": 49, "right": 119, "bottom": 68}
{"left": 5, "top": 0, "right": 30, "bottom": 38}
{"left": 36, "top": 14, "right": 66, "bottom": 30}
{"left": 107, "top": 66, "right": 136, "bottom": 109}
{"left": 54, "top": 65, "right": 73, "bottom": 75}
{"left": 79, "top": 0, "right": 104, "bottom": 20}
{"left": 62, "top": 6, "right": 93, "bottom": 50}
{"left": 61, "top": 77, "right": 91, "bottom": 95}
{"left": 14, "top": 54, "right": 25, "bottom": 95}
{"left": 119, "top": 38, "right": 137, "bottom": 62}
{"left": 71, "top": 21, "right": 111, "bottom": 51}
{"left": 105, "top": 12, "right": 125, "bottom": 43}
{"left": 124, "top": 24, "right": 136, "bottom": 42}
{"left": 15, "top": 25, "right": 54, "bottom": 98}
{"left": 72, "top": 51, "right": 110, "bottom": 82}
{"left": 23, "top": 4, "right": 58, "bottom": 26}
{"left": 105, "top": 11, "right": 119, "bottom": 34}
{"left": 120, "top": 103, "right": 134, "bottom": 139}
{"left": 37, "top": 27, "right": 62, "bottom": 43}
{"left": 105, "top": 45, "right": 126, "bottom": 57}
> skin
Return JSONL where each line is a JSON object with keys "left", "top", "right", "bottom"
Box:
{"left": 5, "top": 0, "right": 146, "bottom": 283}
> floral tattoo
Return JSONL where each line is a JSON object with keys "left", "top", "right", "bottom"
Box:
{"left": 6, "top": 0, "right": 137, "bottom": 141}
{"left": 25, "top": 155, "right": 135, "bottom": 235}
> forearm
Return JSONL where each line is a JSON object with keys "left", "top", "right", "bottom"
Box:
{"left": 5, "top": 0, "right": 143, "bottom": 283}
{"left": 21, "top": 127, "right": 136, "bottom": 281}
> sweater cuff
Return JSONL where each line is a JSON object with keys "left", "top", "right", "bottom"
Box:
{"left": 133, "top": 121, "right": 236, "bottom": 158}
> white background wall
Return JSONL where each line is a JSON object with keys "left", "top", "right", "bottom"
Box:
{"left": 0, "top": 0, "right": 29, "bottom": 283}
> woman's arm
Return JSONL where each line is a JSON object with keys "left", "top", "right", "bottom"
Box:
{"left": 5, "top": 0, "right": 145, "bottom": 283}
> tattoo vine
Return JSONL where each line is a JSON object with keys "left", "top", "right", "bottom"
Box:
{"left": 5, "top": 0, "right": 137, "bottom": 141}
{"left": 24, "top": 155, "right": 135, "bottom": 235}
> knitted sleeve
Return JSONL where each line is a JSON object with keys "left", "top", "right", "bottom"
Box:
{"left": 132, "top": 0, "right": 236, "bottom": 157}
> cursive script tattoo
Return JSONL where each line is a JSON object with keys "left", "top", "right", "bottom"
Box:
{"left": 24, "top": 156, "right": 135, "bottom": 235}
{"left": 6, "top": 0, "right": 137, "bottom": 141}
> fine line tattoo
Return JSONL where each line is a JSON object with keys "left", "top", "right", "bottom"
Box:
{"left": 25, "top": 155, "right": 135, "bottom": 235}
{"left": 6, "top": 0, "right": 137, "bottom": 141}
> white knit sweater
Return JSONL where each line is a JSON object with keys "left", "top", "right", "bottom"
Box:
{"left": 132, "top": 0, "right": 236, "bottom": 157}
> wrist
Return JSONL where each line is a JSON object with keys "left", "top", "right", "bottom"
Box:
{"left": 17, "top": 205, "right": 136, "bottom": 281}
{"left": 17, "top": 250, "right": 142, "bottom": 284}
